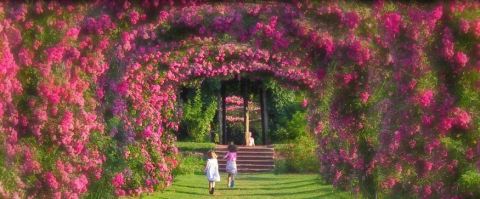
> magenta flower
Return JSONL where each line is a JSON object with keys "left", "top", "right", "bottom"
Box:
{"left": 439, "top": 117, "right": 453, "bottom": 132}
{"left": 473, "top": 20, "right": 480, "bottom": 38}
{"left": 384, "top": 12, "right": 402, "bottom": 39}
{"left": 143, "top": 125, "right": 153, "bottom": 139}
{"left": 70, "top": 175, "right": 88, "bottom": 193}
{"left": 342, "top": 12, "right": 360, "bottom": 30}
{"left": 417, "top": 90, "right": 434, "bottom": 107}
{"left": 112, "top": 173, "right": 125, "bottom": 188}
{"left": 452, "top": 107, "right": 471, "bottom": 129}
{"left": 45, "top": 46, "right": 65, "bottom": 64}
{"left": 459, "top": 19, "right": 470, "bottom": 33}
{"left": 66, "top": 27, "right": 80, "bottom": 40}
{"left": 359, "top": 92, "right": 370, "bottom": 104}
{"left": 129, "top": 10, "right": 140, "bottom": 25}
{"left": 454, "top": 51, "right": 469, "bottom": 68}
{"left": 45, "top": 172, "right": 59, "bottom": 190}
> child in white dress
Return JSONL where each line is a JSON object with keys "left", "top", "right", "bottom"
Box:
{"left": 204, "top": 150, "right": 220, "bottom": 194}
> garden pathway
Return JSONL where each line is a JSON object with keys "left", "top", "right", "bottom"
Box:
{"left": 142, "top": 173, "right": 352, "bottom": 199}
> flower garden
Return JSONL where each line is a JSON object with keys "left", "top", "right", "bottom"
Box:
{"left": 0, "top": 1, "right": 479, "bottom": 198}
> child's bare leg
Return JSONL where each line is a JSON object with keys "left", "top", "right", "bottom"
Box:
{"left": 227, "top": 174, "right": 232, "bottom": 186}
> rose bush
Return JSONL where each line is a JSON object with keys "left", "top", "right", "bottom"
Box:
{"left": 0, "top": 1, "right": 479, "bottom": 198}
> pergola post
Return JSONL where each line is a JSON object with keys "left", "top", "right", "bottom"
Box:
{"left": 217, "top": 92, "right": 223, "bottom": 144}
{"left": 242, "top": 78, "right": 250, "bottom": 146}
{"left": 221, "top": 81, "right": 227, "bottom": 144}
{"left": 260, "top": 81, "right": 269, "bottom": 145}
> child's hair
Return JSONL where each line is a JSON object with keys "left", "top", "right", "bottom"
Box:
{"left": 228, "top": 141, "right": 237, "bottom": 152}
{"left": 207, "top": 150, "right": 217, "bottom": 159}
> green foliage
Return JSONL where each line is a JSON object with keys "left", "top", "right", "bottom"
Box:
{"left": 181, "top": 88, "right": 218, "bottom": 142}
{"left": 276, "top": 111, "right": 309, "bottom": 141}
{"left": 274, "top": 134, "right": 319, "bottom": 173}
{"left": 85, "top": 131, "right": 119, "bottom": 198}
{"left": 459, "top": 170, "right": 480, "bottom": 195}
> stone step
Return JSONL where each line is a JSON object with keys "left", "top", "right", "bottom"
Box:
{"left": 218, "top": 155, "right": 274, "bottom": 161}
{"left": 219, "top": 164, "right": 274, "bottom": 169}
{"left": 215, "top": 146, "right": 274, "bottom": 153}
{"left": 215, "top": 148, "right": 275, "bottom": 152}
{"left": 216, "top": 152, "right": 274, "bottom": 157}
{"left": 215, "top": 145, "right": 275, "bottom": 173}
{"left": 219, "top": 167, "right": 273, "bottom": 173}
{"left": 218, "top": 159, "right": 274, "bottom": 165}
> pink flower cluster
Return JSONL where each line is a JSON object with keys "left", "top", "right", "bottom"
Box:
{"left": 342, "top": 11, "right": 360, "bottom": 30}
{"left": 416, "top": 90, "right": 434, "bottom": 108}
{"left": 383, "top": 12, "right": 402, "bottom": 39}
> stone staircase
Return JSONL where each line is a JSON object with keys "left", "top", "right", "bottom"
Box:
{"left": 215, "top": 145, "right": 275, "bottom": 173}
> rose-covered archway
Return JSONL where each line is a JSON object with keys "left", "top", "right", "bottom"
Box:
{"left": 1, "top": 1, "right": 479, "bottom": 198}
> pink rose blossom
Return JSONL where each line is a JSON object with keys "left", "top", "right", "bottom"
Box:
{"left": 459, "top": 19, "right": 470, "bottom": 33}
{"left": 359, "top": 92, "right": 370, "bottom": 104}
{"left": 452, "top": 107, "right": 471, "bottom": 129}
{"left": 342, "top": 12, "right": 360, "bottom": 30}
{"left": 384, "top": 12, "right": 402, "bottom": 39}
{"left": 417, "top": 90, "right": 434, "bottom": 107}
{"left": 454, "top": 51, "right": 469, "bottom": 69}
{"left": 473, "top": 20, "right": 480, "bottom": 38}
{"left": 112, "top": 173, "right": 125, "bottom": 188}
{"left": 45, "top": 172, "right": 59, "bottom": 190}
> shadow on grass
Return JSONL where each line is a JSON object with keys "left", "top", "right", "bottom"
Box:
{"left": 162, "top": 187, "right": 336, "bottom": 198}
{"left": 238, "top": 175, "right": 288, "bottom": 181}
{"left": 164, "top": 189, "right": 210, "bottom": 196}
{"left": 301, "top": 191, "right": 336, "bottom": 199}
{"left": 227, "top": 187, "right": 333, "bottom": 197}
{"left": 174, "top": 181, "right": 322, "bottom": 191}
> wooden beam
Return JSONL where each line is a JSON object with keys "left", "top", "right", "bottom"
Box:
{"left": 217, "top": 92, "right": 223, "bottom": 144}
{"left": 242, "top": 78, "right": 250, "bottom": 146}
{"left": 221, "top": 81, "right": 227, "bottom": 144}
{"left": 260, "top": 82, "right": 269, "bottom": 145}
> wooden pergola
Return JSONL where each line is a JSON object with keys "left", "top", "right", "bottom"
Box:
{"left": 217, "top": 77, "right": 270, "bottom": 145}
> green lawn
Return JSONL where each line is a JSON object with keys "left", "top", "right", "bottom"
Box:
{"left": 141, "top": 173, "right": 352, "bottom": 199}
{"left": 176, "top": 142, "right": 216, "bottom": 152}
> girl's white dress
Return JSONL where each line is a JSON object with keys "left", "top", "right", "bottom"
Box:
{"left": 226, "top": 160, "right": 237, "bottom": 175}
{"left": 205, "top": 158, "right": 220, "bottom": 182}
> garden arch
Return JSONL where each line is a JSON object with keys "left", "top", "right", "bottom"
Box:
{"left": 1, "top": 1, "right": 478, "bottom": 198}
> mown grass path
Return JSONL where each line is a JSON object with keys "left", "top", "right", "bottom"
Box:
{"left": 141, "top": 173, "right": 352, "bottom": 199}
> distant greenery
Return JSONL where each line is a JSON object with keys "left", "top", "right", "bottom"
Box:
{"left": 180, "top": 87, "right": 218, "bottom": 142}
{"left": 264, "top": 78, "right": 309, "bottom": 143}
{"left": 178, "top": 77, "right": 310, "bottom": 144}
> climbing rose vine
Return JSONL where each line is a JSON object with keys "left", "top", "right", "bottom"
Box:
{"left": 0, "top": 1, "right": 479, "bottom": 198}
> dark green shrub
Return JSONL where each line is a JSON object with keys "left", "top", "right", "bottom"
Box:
{"left": 173, "top": 153, "right": 205, "bottom": 175}
{"left": 459, "top": 169, "right": 480, "bottom": 195}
